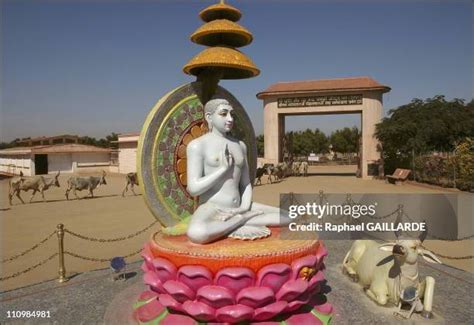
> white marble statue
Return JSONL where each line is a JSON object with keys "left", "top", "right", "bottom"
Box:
{"left": 185, "top": 98, "right": 290, "bottom": 244}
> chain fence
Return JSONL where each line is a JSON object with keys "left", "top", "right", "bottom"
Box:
{"left": 420, "top": 245, "right": 474, "bottom": 260}
{"left": 64, "top": 247, "right": 143, "bottom": 263}
{"left": 2, "top": 230, "right": 56, "bottom": 263}
{"left": 294, "top": 191, "right": 474, "bottom": 260}
{"left": 1, "top": 219, "right": 156, "bottom": 283}
{"left": 64, "top": 219, "right": 159, "bottom": 242}
{"left": 0, "top": 253, "right": 58, "bottom": 281}
{"left": 3, "top": 191, "right": 473, "bottom": 283}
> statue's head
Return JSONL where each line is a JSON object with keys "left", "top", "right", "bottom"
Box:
{"left": 204, "top": 98, "right": 234, "bottom": 134}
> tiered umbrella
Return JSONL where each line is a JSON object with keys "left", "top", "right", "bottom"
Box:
{"left": 183, "top": 0, "right": 259, "bottom": 103}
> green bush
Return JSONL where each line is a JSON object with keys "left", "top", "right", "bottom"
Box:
{"left": 453, "top": 138, "right": 474, "bottom": 191}
{"left": 414, "top": 155, "right": 454, "bottom": 187}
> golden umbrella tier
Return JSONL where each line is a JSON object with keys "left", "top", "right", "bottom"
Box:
{"left": 199, "top": 2, "right": 242, "bottom": 22}
{"left": 183, "top": 46, "right": 260, "bottom": 79}
{"left": 191, "top": 19, "right": 253, "bottom": 48}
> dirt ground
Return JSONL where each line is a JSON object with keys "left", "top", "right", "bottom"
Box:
{"left": 1, "top": 166, "right": 472, "bottom": 292}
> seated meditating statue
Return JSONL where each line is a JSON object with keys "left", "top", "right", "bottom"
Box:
{"left": 185, "top": 98, "right": 290, "bottom": 244}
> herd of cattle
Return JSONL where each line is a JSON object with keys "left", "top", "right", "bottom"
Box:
{"left": 7, "top": 171, "right": 139, "bottom": 205}
{"left": 255, "top": 161, "right": 309, "bottom": 186}
{"left": 7, "top": 161, "right": 309, "bottom": 205}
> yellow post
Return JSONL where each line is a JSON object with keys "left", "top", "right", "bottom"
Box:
{"left": 57, "top": 224, "right": 67, "bottom": 283}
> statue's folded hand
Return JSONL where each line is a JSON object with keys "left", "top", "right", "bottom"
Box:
{"left": 214, "top": 208, "right": 263, "bottom": 222}
{"left": 240, "top": 209, "right": 264, "bottom": 220}
{"left": 216, "top": 207, "right": 249, "bottom": 217}
{"left": 214, "top": 213, "right": 234, "bottom": 221}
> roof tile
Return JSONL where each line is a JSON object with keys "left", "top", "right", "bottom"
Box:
{"left": 257, "top": 77, "right": 390, "bottom": 98}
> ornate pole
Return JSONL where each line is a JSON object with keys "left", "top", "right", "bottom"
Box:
{"left": 57, "top": 224, "right": 67, "bottom": 283}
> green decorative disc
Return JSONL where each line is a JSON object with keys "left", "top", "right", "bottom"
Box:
{"left": 138, "top": 82, "right": 257, "bottom": 227}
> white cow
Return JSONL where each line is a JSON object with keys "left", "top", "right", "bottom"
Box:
{"left": 342, "top": 228, "right": 441, "bottom": 318}
{"left": 65, "top": 171, "right": 107, "bottom": 200}
{"left": 8, "top": 171, "right": 60, "bottom": 205}
{"left": 299, "top": 161, "right": 309, "bottom": 177}
{"left": 122, "top": 172, "right": 139, "bottom": 196}
{"left": 292, "top": 161, "right": 301, "bottom": 176}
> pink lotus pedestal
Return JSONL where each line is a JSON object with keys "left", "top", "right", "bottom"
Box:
{"left": 135, "top": 229, "right": 332, "bottom": 324}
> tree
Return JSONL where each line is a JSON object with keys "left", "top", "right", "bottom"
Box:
{"left": 79, "top": 136, "right": 98, "bottom": 147}
{"left": 375, "top": 95, "right": 474, "bottom": 174}
{"left": 256, "top": 134, "right": 264, "bottom": 157}
{"left": 0, "top": 138, "right": 20, "bottom": 149}
{"left": 329, "top": 127, "right": 360, "bottom": 154}
{"left": 79, "top": 133, "right": 118, "bottom": 148}
{"left": 290, "top": 129, "right": 329, "bottom": 157}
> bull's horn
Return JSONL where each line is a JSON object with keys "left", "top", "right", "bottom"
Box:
{"left": 419, "top": 220, "right": 428, "bottom": 242}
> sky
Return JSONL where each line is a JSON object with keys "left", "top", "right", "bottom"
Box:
{"left": 1, "top": 0, "right": 472, "bottom": 142}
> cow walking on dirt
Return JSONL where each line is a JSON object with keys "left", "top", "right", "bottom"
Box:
{"left": 122, "top": 172, "right": 139, "bottom": 197}
{"left": 8, "top": 171, "right": 61, "bottom": 205}
{"left": 255, "top": 165, "right": 273, "bottom": 186}
{"left": 65, "top": 171, "right": 107, "bottom": 200}
{"left": 299, "top": 161, "right": 309, "bottom": 177}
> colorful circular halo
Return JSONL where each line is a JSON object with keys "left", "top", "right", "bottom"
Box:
{"left": 138, "top": 82, "right": 257, "bottom": 227}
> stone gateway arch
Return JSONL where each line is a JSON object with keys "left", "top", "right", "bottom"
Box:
{"left": 257, "top": 77, "right": 391, "bottom": 179}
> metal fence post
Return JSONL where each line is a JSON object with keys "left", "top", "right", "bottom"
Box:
{"left": 319, "top": 190, "right": 324, "bottom": 205}
{"left": 57, "top": 224, "right": 67, "bottom": 283}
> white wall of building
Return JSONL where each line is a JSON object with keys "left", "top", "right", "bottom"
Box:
{"left": 0, "top": 154, "right": 33, "bottom": 176}
{"left": 116, "top": 134, "right": 139, "bottom": 174}
{"left": 118, "top": 142, "right": 137, "bottom": 174}
{"left": 72, "top": 152, "right": 111, "bottom": 174}
{"left": 0, "top": 148, "right": 112, "bottom": 176}
{"left": 48, "top": 153, "right": 73, "bottom": 173}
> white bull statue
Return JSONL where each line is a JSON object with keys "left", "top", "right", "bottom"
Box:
{"left": 342, "top": 227, "right": 441, "bottom": 319}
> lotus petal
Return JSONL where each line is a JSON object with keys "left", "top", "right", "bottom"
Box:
{"left": 177, "top": 265, "right": 212, "bottom": 292}
{"left": 163, "top": 280, "right": 195, "bottom": 302}
{"left": 308, "top": 271, "right": 325, "bottom": 292}
{"left": 309, "top": 294, "right": 333, "bottom": 315}
{"left": 158, "top": 294, "right": 184, "bottom": 313}
{"left": 276, "top": 279, "right": 309, "bottom": 302}
{"left": 256, "top": 264, "right": 292, "bottom": 293}
{"left": 137, "top": 290, "right": 158, "bottom": 302}
{"left": 143, "top": 272, "right": 165, "bottom": 294}
{"left": 285, "top": 311, "right": 324, "bottom": 325}
{"left": 253, "top": 301, "right": 288, "bottom": 321}
{"left": 197, "top": 285, "right": 235, "bottom": 309}
{"left": 215, "top": 267, "right": 255, "bottom": 294}
{"left": 291, "top": 255, "right": 317, "bottom": 280}
{"left": 135, "top": 297, "right": 165, "bottom": 323}
{"left": 284, "top": 290, "right": 311, "bottom": 313}
{"left": 152, "top": 257, "right": 177, "bottom": 283}
{"left": 141, "top": 243, "right": 154, "bottom": 270}
{"left": 215, "top": 304, "right": 254, "bottom": 323}
{"left": 141, "top": 262, "right": 151, "bottom": 273}
{"left": 236, "top": 286, "right": 275, "bottom": 309}
{"left": 315, "top": 302, "right": 333, "bottom": 315}
{"left": 182, "top": 301, "right": 216, "bottom": 322}
{"left": 284, "top": 299, "right": 308, "bottom": 313}
{"left": 159, "top": 312, "right": 196, "bottom": 325}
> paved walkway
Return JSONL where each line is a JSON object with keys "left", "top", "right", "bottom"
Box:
{"left": 1, "top": 240, "right": 472, "bottom": 324}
